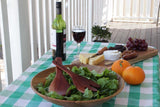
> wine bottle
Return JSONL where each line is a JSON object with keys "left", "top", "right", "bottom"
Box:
{"left": 52, "top": 1, "right": 66, "bottom": 61}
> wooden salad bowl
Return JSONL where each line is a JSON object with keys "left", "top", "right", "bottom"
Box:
{"left": 31, "top": 64, "right": 125, "bottom": 107}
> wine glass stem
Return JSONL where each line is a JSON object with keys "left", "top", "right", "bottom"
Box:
{"left": 77, "top": 43, "right": 80, "bottom": 55}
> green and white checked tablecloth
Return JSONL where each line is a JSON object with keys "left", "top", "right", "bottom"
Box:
{"left": 0, "top": 41, "right": 159, "bottom": 107}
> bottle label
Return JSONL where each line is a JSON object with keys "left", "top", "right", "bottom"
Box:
{"left": 51, "top": 29, "right": 56, "bottom": 49}
{"left": 63, "top": 42, "right": 66, "bottom": 54}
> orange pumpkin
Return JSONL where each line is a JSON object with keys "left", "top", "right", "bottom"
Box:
{"left": 111, "top": 59, "right": 131, "bottom": 76}
{"left": 122, "top": 66, "right": 145, "bottom": 85}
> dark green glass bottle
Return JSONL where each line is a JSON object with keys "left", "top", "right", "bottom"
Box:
{"left": 52, "top": 1, "right": 66, "bottom": 61}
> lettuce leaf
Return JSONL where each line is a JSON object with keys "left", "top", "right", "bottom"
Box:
{"left": 83, "top": 88, "right": 93, "bottom": 99}
{"left": 97, "top": 77, "right": 109, "bottom": 88}
{"left": 47, "top": 91, "right": 64, "bottom": 100}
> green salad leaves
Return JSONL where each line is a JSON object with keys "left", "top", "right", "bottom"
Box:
{"left": 36, "top": 66, "right": 119, "bottom": 101}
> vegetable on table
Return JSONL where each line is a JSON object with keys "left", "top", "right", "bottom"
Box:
{"left": 36, "top": 66, "right": 119, "bottom": 101}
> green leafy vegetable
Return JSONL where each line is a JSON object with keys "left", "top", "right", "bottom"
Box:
{"left": 91, "top": 70, "right": 103, "bottom": 77}
{"left": 47, "top": 92, "right": 64, "bottom": 100}
{"left": 66, "top": 85, "right": 76, "bottom": 95}
{"left": 36, "top": 66, "right": 119, "bottom": 101}
{"left": 65, "top": 94, "right": 82, "bottom": 101}
{"left": 37, "top": 87, "right": 47, "bottom": 95}
{"left": 97, "top": 77, "right": 109, "bottom": 88}
{"left": 83, "top": 88, "right": 93, "bottom": 99}
{"left": 44, "top": 72, "right": 56, "bottom": 87}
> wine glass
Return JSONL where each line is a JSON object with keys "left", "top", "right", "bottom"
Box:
{"left": 72, "top": 26, "right": 86, "bottom": 57}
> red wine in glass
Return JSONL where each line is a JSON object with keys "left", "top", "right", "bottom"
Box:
{"left": 72, "top": 29, "right": 85, "bottom": 43}
{"left": 72, "top": 29, "right": 86, "bottom": 56}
